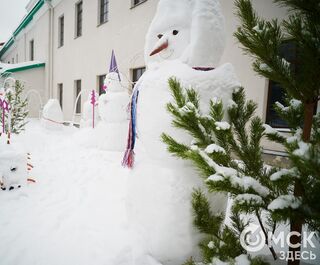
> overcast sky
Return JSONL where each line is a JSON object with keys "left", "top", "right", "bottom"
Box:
{"left": 0, "top": 0, "right": 30, "bottom": 43}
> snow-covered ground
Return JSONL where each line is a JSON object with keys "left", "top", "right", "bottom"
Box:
{"left": 0, "top": 120, "right": 319, "bottom": 265}
{"left": 0, "top": 120, "right": 136, "bottom": 265}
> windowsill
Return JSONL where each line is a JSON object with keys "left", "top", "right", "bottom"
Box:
{"left": 58, "top": 45, "right": 64, "bottom": 49}
{"left": 262, "top": 148, "right": 288, "bottom": 157}
{"left": 273, "top": 127, "right": 291, "bottom": 133}
{"left": 97, "top": 20, "right": 108, "bottom": 27}
{"left": 74, "top": 34, "right": 82, "bottom": 39}
{"left": 130, "top": 0, "right": 147, "bottom": 9}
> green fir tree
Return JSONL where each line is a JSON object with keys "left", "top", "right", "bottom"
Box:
{"left": 1, "top": 80, "right": 29, "bottom": 134}
{"left": 162, "top": 78, "right": 282, "bottom": 263}
{"left": 234, "top": 0, "right": 320, "bottom": 264}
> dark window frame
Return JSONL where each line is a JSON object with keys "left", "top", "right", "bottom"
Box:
{"left": 75, "top": 1, "right": 83, "bottom": 38}
{"left": 265, "top": 41, "right": 297, "bottom": 129}
{"left": 58, "top": 15, "right": 64, "bottom": 47}
{"left": 99, "top": 0, "right": 109, "bottom": 25}
{"left": 98, "top": 74, "right": 106, "bottom": 95}
{"left": 131, "top": 0, "right": 147, "bottom": 8}
{"left": 75, "top": 80, "right": 82, "bottom": 114}
{"left": 58, "top": 83, "right": 63, "bottom": 110}
{"left": 132, "top": 67, "right": 146, "bottom": 88}
{"left": 29, "top": 39, "right": 34, "bottom": 60}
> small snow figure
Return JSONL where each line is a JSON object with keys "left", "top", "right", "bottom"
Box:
{"left": 98, "top": 72, "right": 129, "bottom": 151}
{"left": 126, "top": 0, "right": 240, "bottom": 264}
{"left": 0, "top": 139, "right": 27, "bottom": 191}
{"left": 42, "top": 99, "right": 64, "bottom": 129}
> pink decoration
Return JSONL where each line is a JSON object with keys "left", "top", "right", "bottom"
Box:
{"left": 90, "top": 90, "right": 96, "bottom": 129}
{"left": 102, "top": 84, "right": 107, "bottom": 92}
{"left": 0, "top": 98, "right": 9, "bottom": 133}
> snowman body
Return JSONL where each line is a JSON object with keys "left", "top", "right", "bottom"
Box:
{"left": 0, "top": 141, "right": 27, "bottom": 190}
{"left": 98, "top": 72, "right": 129, "bottom": 151}
{"left": 127, "top": 61, "right": 239, "bottom": 264}
{"left": 126, "top": 0, "right": 240, "bottom": 263}
{"left": 42, "top": 99, "right": 64, "bottom": 129}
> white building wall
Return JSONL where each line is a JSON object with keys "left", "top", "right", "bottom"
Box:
{"left": 52, "top": 0, "right": 158, "bottom": 121}
{"left": 13, "top": 67, "right": 46, "bottom": 118}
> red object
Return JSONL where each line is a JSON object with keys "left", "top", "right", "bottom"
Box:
{"left": 27, "top": 178, "right": 36, "bottom": 183}
{"left": 150, "top": 40, "right": 169, "bottom": 56}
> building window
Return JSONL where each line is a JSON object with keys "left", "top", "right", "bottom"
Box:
{"left": 132, "top": 67, "right": 145, "bottom": 87}
{"left": 58, "top": 83, "right": 63, "bottom": 110}
{"left": 75, "top": 1, "right": 83, "bottom": 37}
{"left": 99, "top": 0, "right": 109, "bottom": 25}
{"left": 58, "top": 15, "right": 64, "bottom": 47}
{"left": 12, "top": 58, "right": 14, "bottom": 64}
{"left": 75, "top": 80, "right": 82, "bottom": 114}
{"left": 266, "top": 41, "right": 297, "bottom": 128}
{"left": 131, "top": 0, "right": 147, "bottom": 7}
{"left": 29, "top": 39, "right": 34, "bottom": 60}
{"left": 98, "top": 74, "right": 106, "bottom": 95}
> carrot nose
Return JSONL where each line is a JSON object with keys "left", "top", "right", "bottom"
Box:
{"left": 149, "top": 39, "right": 169, "bottom": 56}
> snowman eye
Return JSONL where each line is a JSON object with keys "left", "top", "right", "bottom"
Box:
{"left": 10, "top": 167, "right": 17, "bottom": 172}
{"left": 172, "top": 30, "right": 179, "bottom": 35}
{"left": 157, "top": 34, "right": 163, "bottom": 39}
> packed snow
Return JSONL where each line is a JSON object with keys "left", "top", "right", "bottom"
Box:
{"left": 268, "top": 195, "right": 302, "bottom": 210}
{"left": 270, "top": 168, "right": 296, "bottom": 181}
{"left": 205, "top": 143, "right": 226, "bottom": 154}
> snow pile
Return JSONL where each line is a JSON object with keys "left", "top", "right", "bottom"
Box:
{"left": 0, "top": 121, "right": 135, "bottom": 265}
{"left": 41, "top": 99, "right": 64, "bottom": 130}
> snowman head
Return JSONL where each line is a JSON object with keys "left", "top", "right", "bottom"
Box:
{"left": 145, "top": 0, "right": 226, "bottom": 68}
{"left": 104, "top": 72, "right": 125, "bottom": 92}
{"left": 0, "top": 144, "right": 26, "bottom": 189}
{"left": 145, "top": 0, "right": 192, "bottom": 65}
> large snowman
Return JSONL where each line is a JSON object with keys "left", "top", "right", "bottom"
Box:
{"left": 126, "top": 0, "right": 240, "bottom": 264}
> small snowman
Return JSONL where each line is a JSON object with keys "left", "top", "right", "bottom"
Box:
{"left": 0, "top": 138, "right": 27, "bottom": 191}
{"left": 98, "top": 72, "right": 129, "bottom": 151}
{"left": 41, "top": 99, "right": 64, "bottom": 129}
{"left": 125, "top": 0, "right": 240, "bottom": 264}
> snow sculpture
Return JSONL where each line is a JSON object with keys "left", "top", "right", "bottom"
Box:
{"left": 126, "top": 0, "right": 240, "bottom": 264}
{"left": 98, "top": 72, "right": 129, "bottom": 151}
{"left": 42, "top": 99, "right": 64, "bottom": 129}
{"left": 0, "top": 139, "right": 26, "bottom": 191}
